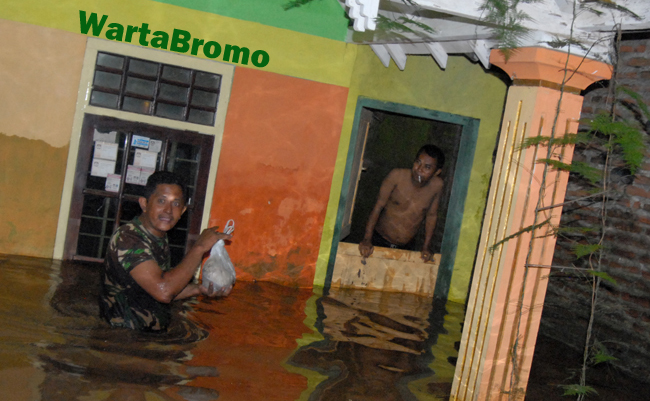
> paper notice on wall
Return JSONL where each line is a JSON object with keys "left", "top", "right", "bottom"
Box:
{"left": 105, "top": 174, "right": 121, "bottom": 192}
{"left": 148, "top": 139, "right": 162, "bottom": 153}
{"left": 134, "top": 149, "right": 158, "bottom": 168}
{"left": 126, "top": 165, "right": 141, "bottom": 185}
{"left": 94, "top": 141, "right": 118, "bottom": 161}
{"left": 139, "top": 167, "right": 155, "bottom": 186}
{"left": 132, "top": 135, "right": 150, "bottom": 149}
{"left": 90, "top": 158, "right": 116, "bottom": 178}
{"left": 125, "top": 165, "right": 156, "bottom": 186}
{"left": 93, "top": 129, "right": 117, "bottom": 143}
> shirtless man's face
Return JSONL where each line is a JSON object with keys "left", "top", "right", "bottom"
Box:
{"left": 411, "top": 152, "right": 441, "bottom": 186}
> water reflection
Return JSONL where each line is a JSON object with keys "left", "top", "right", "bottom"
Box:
{"left": 0, "top": 255, "right": 460, "bottom": 400}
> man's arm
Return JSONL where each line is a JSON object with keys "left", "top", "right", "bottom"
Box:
{"left": 421, "top": 191, "right": 441, "bottom": 262}
{"left": 359, "top": 170, "right": 398, "bottom": 258}
{"left": 130, "top": 227, "right": 232, "bottom": 303}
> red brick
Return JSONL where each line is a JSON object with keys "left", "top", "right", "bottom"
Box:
{"left": 619, "top": 72, "right": 640, "bottom": 79}
{"left": 628, "top": 58, "right": 650, "bottom": 67}
{"left": 634, "top": 175, "right": 650, "bottom": 186}
{"left": 620, "top": 44, "right": 646, "bottom": 53}
{"left": 627, "top": 185, "right": 650, "bottom": 198}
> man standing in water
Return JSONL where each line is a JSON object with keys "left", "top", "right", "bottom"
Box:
{"left": 100, "top": 171, "right": 232, "bottom": 332}
{"left": 358, "top": 144, "right": 444, "bottom": 263}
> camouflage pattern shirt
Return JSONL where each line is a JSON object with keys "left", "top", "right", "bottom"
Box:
{"left": 99, "top": 217, "right": 173, "bottom": 332}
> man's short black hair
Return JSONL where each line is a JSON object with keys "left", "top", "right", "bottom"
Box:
{"left": 143, "top": 171, "right": 187, "bottom": 201}
{"left": 417, "top": 144, "right": 445, "bottom": 170}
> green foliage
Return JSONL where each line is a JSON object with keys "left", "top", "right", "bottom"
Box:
{"left": 479, "top": 0, "right": 540, "bottom": 58}
{"left": 375, "top": 15, "right": 435, "bottom": 35}
{"left": 537, "top": 159, "right": 602, "bottom": 184}
{"left": 561, "top": 384, "right": 598, "bottom": 397}
{"left": 545, "top": 36, "right": 588, "bottom": 52}
{"left": 619, "top": 87, "right": 650, "bottom": 120}
{"left": 582, "top": 0, "right": 642, "bottom": 20}
{"left": 589, "top": 270, "right": 617, "bottom": 285}
{"left": 489, "top": 218, "right": 552, "bottom": 252}
{"left": 591, "top": 341, "right": 618, "bottom": 365}
{"left": 571, "top": 161, "right": 604, "bottom": 184}
{"left": 520, "top": 133, "right": 587, "bottom": 149}
{"left": 555, "top": 226, "right": 599, "bottom": 237}
{"left": 536, "top": 159, "right": 602, "bottom": 184}
{"left": 572, "top": 243, "right": 602, "bottom": 259}
{"left": 587, "top": 113, "right": 645, "bottom": 174}
{"left": 282, "top": 0, "right": 320, "bottom": 11}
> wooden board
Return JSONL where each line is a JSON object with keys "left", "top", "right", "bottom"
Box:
{"left": 331, "top": 242, "right": 440, "bottom": 296}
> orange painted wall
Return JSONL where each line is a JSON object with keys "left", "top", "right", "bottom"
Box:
{"left": 209, "top": 67, "right": 349, "bottom": 287}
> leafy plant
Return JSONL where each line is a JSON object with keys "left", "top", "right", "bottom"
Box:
{"left": 561, "top": 384, "right": 598, "bottom": 397}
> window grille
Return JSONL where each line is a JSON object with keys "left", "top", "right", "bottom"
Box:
{"left": 90, "top": 52, "right": 222, "bottom": 127}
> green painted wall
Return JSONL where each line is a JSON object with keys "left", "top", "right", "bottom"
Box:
{"left": 152, "top": 0, "right": 351, "bottom": 41}
{"left": 316, "top": 47, "right": 508, "bottom": 303}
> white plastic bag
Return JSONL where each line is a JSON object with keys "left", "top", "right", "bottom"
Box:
{"left": 201, "top": 220, "right": 236, "bottom": 292}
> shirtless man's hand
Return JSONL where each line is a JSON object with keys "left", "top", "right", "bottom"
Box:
{"left": 421, "top": 250, "right": 434, "bottom": 263}
{"left": 359, "top": 240, "right": 374, "bottom": 258}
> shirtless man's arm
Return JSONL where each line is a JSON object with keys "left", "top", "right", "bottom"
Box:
{"left": 421, "top": 190, "right": 441, "bottom": 262}
{"left": 358, "top": 170, "right": 399, "bottom": 258}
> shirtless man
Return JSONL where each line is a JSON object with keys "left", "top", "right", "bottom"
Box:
{"left": 358, "top": 145, "right": 444, "bottom": 263}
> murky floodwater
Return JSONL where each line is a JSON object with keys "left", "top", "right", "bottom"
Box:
{"left": 0, "top": 255, "right": 461, "bottom": 401}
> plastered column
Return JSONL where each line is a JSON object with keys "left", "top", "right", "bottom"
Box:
{"left": 451, "top": 48, "right": 612, "bottom": 401}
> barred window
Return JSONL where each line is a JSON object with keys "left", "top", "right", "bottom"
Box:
{"left": 90, "top": 52, "right": 222, "bottom": 126}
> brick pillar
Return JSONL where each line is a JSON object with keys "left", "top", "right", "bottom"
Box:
{"left": 451, "top": 48, "right": 612, "bottom": 401}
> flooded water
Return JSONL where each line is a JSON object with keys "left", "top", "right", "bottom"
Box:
{"left": 0, "top": 255, "right": 461, "bottom": 401}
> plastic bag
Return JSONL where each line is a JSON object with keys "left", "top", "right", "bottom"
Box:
{"left": 201, "top": 220, "right": 236, "bottom": 292}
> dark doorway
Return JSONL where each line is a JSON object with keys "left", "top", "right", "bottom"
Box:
{"left": 340, "top": 108, "right": 462, "bottom": 255}
{"left": 328, "top": 98, "right": 480, "bottom": 300}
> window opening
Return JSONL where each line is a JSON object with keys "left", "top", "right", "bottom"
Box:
{"left": 90, "top": 52, "right": 221, "bottom": 126}
{"left": 66, "top": 115, "right": 214, "bottom": 266}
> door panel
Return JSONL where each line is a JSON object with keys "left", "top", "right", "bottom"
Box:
{"left": 340, "top": 108, "right": 372, "bottom": 239}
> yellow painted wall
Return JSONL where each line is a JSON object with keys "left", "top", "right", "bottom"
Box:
{"left": 0, "top": 0, "right": 357, "bottom": 88}
{"left": 316, "top": 47, "right": 508, "bottom": 303}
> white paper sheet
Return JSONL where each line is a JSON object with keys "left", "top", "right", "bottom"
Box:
{"left": 148, "top": 139, "right": 162, "bottom": 153}
{"left": 93, "top": 129, "right": 117, "bottom": 143}
{"left": 94, "top": 141, "right": 118, "bottom": 161}
{"left": 125, "top": 165, "right": 141, "bottom": 185}
{"left": 90, "top": 158, "right": 116, "bottom": 178}
{"left": 139, "top": 167, "right": 155, "bottom": 186}
{"left": 105, "top": 174, "right": 121, "bottom": 192}
{"left": 134, "top": 149, "right": 158, "bottom": 168}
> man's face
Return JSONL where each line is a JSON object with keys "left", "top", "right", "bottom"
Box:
{"left": 138, "top": 184, "right": 187, "bottom": 237}
{"left": 412, "top": 152, "right": 441, "bottom": 185}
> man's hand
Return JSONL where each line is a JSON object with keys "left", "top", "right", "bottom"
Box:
{"left": 421, "top": 250, "right": 434, "bottom": 263}
{"left": 359, "top": 240, "right": 374, "bottom": 258}
{"left": 200, "top": 282, "right": 233, "bottom": 297}
{"left": 194, "top": 226, "right": 233, "bottom": 254}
